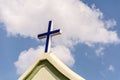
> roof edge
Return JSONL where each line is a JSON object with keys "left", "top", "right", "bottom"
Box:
{"left": 18, "top": 53, "right": 85, "bottom": 80}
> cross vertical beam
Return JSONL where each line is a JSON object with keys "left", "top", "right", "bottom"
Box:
{"left": 45, "top": 21, "right": 52, "bottom": 53}
{"left": 38, "top": 20, "right": 61, "bottom": 53}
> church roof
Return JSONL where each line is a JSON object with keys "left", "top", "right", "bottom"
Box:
{"left": 18, "top": 53, "right": 85, "bottom": 80}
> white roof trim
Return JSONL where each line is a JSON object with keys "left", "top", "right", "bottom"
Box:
{"left": 18, "top": 53, "right": 85, "bottom": 80}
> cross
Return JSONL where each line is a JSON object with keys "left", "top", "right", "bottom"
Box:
{"left": 38, "top": 20, "right": 61, "bottom": 53}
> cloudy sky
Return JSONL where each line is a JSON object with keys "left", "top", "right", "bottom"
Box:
{"left": 0, "top": 0, "right": 120, "bottom": 80}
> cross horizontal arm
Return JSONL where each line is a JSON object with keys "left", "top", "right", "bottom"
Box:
{"left": 38, "top": 32, "right": 47, "bottom": 39}
{"left": 50, "top": 29, "right": 62, "bottom": 37}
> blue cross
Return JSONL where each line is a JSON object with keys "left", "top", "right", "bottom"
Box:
{"left": 38, "top": 20, "right": 61, "bottom": 53}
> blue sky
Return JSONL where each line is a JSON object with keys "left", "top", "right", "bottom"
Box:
{"left": 0, "top": 0, "right": 120, "bottom": 80}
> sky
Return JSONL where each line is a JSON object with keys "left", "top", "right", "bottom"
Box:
{"left": 0, "top": 0, "right": 120, "bottom": 80}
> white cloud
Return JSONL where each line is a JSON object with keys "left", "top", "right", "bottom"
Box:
{"left": 95, "top": 47, "right": 105, "bottom": 56}
{"left": 51, "top": 45, "right": 75, "bottom": 67}
{"left": 14, "top": 46, "right": 44, "bottom": 74}
{"left": 14, "top": 45, "right": 74, "bottom": 74}
{"left": 108, "top": 65, "right": 115, "bottom": 72}
{"left": 105, "top": 19, "right": 117, "bottom": 29}
{"left": 0, "top": 0, "right": 119, "bottom": 47}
